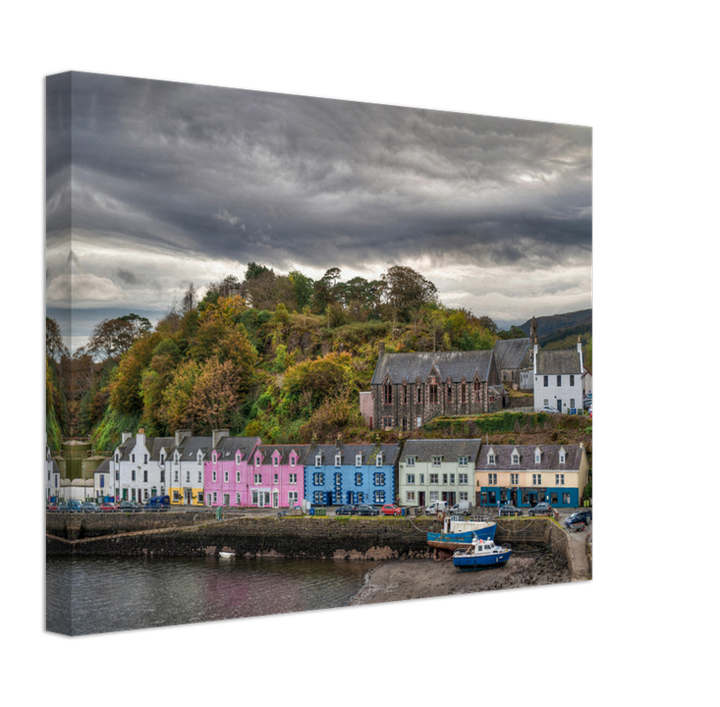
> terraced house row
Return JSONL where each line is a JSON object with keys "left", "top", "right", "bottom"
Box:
{"left": 66, "top": 429, "right": 588, "bottom": 510}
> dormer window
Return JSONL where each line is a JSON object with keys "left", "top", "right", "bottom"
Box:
{"left": 212, "top": 451, "right": 217, "bottom": 464}
{"left": 376, "top": 453, "right": 383, "bottom": 467}
{"left": 488, "top": 453, "right": 495, "bottom": 465}
{"left": 290, "top": 455, "right": 296, "bottom": 467}
{"left": 355, "top": 454, "right": 362, "bottom": 467}
{"left": 432, "top": 456, "right": 442, "bottom": 467}
{"left": 273, "top": 456, "right": 279, "bottom": 467}
{"left": 535, "top": 448, "right": 542, "bottom": 464}
{"left": 511, "top": 451, "right": 520, "bottom": 465}
{"left": 315, "top": 454, "right": 322, "bottom": 468}
{"left": 559, "top": 447, "right": 566, "bottom": 464}
{"left": 335, "top": 453, "right": 342, "bottom": 468}
{"left": 458, "top": 456, "right": 468, "bottom": 467}
{"left": 406, "top": 456, "right": 415, "bottom": 467}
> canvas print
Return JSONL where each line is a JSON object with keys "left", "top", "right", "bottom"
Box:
{"left": 45, "top": 71, "right": 592, "bottom": 636}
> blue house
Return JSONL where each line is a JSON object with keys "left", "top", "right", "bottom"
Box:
{"left": 304, "top": 442, "right": 400, "bottom": 506}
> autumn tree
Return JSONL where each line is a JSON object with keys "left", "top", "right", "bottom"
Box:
{"left": 381, "top": 265, "right": 438, "bottom": 323}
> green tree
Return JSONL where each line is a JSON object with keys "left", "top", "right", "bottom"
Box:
{"left": 381, "top": 265, "right": 438, "bottom": 322}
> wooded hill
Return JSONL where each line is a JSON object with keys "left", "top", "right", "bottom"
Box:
{"left": 45, "top": 264, "right": 592, "bottom": 454}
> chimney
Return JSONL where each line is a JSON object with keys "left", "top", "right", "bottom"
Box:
{"left": 212, "top": 429, "right": 230, "bottom": 449}
{"left": 577, "top": 338, "right": 584, "bottom": 373}
{"left": 378, "top": 341, "right": 385, "bottom": 357}
{"left": 136, "top": 428, "right": 146, "bottom": 446}
{"left": 122, "top": 431, "right": 132, "bottom": 443}
{"left": 175, "top": 429, "right": 191, "bottom": 447}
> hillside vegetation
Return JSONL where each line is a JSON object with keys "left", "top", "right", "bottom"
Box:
{"left": 46, "top": 264, "right": 592, "bottom": 454}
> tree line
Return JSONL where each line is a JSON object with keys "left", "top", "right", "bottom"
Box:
{"left": 46, "top": 263, "right": 525, "bottom": 450}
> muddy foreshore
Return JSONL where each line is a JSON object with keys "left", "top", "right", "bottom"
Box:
{"left": 350, "top": 551, "right": 572, "bottom": 605}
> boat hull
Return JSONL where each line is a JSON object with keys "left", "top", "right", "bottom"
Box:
{"left": 427, "top": 522, "right": 496, "bottom": 544}
{"left": 453, "top": 549, "right": 512, "bottom": 571}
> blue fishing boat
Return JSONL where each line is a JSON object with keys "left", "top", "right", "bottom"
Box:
{"left": 452, "top": 536, "right": 512, "bottom": 571}
{"left": 427, "top": 515, "right": 496, "bottom": 545}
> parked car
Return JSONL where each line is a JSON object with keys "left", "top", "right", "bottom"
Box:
{"left": 449, "top": 500, "right": 473, "bottom": 516}
{"left": 81, "top": 501, "right": 99, "bottom": 513}
{"left": 381, "top": 504, "right": 403, "bottom": 516}
{"left": 64, "top": 499, "right": 84, "bottom": 513}
{"left": 541, "top": 405, "right": 559, "bottom": 414}
{"left": 528, "top": 502, "right": 553, "bottom": 516}
{"left": 355, "top": 504, "right": 380, "bottom": 516}
{"left": 118, "top": 500, "right": 143, "bottom": 512}
{"left": 564, "top": 510, "right": 592, "bottom": 528}
{"left": 144, "top": 495, "right": 170, "bottom": 511}
{"left": 499, "top": 504, "right": 523, "bottom": 517}
{"left": 335, "top": 505, "right": 357, "bottom": 516}
{"left": 100, "top": 501, "right": 118, "bottom": 512}
{"left": 46, "top": 501, "right": 58, "bottom": 511}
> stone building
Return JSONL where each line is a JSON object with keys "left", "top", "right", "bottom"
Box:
{"left": 370, "top": 343, "right": 502, "bottom": 431}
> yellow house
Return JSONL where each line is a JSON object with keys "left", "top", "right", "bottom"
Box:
{"left": 474, "top": 443, "right": 589, "bottom": 508}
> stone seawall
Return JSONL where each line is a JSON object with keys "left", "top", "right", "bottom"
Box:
{"left": 46, "top": 514, "right": 571, "bottom": 566}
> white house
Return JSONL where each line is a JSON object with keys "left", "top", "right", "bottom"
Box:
{"left": 533, "top": 340, "right": 584, "bottom": 413}
{"left": 46, "top": 442, "right": 61, "bottom": 502}
{"left": 111, "top": 429, "right": 171, "bottom": 503}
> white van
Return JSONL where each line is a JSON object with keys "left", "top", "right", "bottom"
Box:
{"left": 449, "top": 500, "right": 473, "bottom": 517}
{"left": 425, "top": 500, "right": 448, "bottom": 515}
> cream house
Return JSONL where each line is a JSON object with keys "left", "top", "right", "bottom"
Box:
{"left": 474, "top": 443, "right": 589, "bottom": 509}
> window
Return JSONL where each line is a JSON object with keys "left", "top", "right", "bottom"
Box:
{"left": 570, "top": 374, "right": 575, "bottom": 386}
{"left": 274, "top": 474, "right": 278, "bottom": 485}
{"left": 432, "top": 456, "right": 442, "bottom": 467}
{"left": 290, "top": 456, "right": 296, "bottom": 467}
{"left": 429, "top": 384, "right": 438, "bottom": 403}
{"left": 543, "top": 399, "right": 549, "bottom": 407}
{"left": 459, "top": 492, "right": 468, "bottom": 501}
{"left": 556, "top": 474, "right": 565, "bottom": 486}
{"left": 376, "top": 454, "right": 383, "bottom": 467}
{"left": 406, "top": 491, "right": 416, "bottom": 502}
{"left": 458, "top": 456, "right": 468, "bottom": 467}
{"left": 449, "top": 474, "right": 455, "bottom": 484}
{"left": 512, "top": 454, "right": 519, "bottom": 465}
{"left": 543, "top": 376, "right": 548, "bottom": 387}
{"left": 429, "top": 491, "right": 439, "bottom": 502}
{"left": 289, "top": 473, "right": 297, "bottom": 484}
{"left": 417, "top": 386, "right": 422, "bottom": 404}
{"left": 403, "top": 383, "right": 408, "bottom": 404}
{"left": 212, "top": 470, "right": 217, "bottom": 483}
{"left": 236, "top": 493, "right": 242, "bottom": 506}
{"left": 132, "top": 470, "right": 136, "bottom": 481}
{"left": 382, "top": 416, "right": 393, "bottom": 428}
{"left": 374, "top": 473, "right": 385, "bottom": 486}
{"left": 559, "top": 450, "right": 566, "bottom": 464}
{"left": 461, "top": 383, "right": 467, "bottom": 403}
{"left": 161, "top": 469, "right": 165, "bottom": 482}
{"left": 430, "top": 473, "right": 439, "bottom": 484}
{"left": 488, "top": 453, "right": 495, "bottom": 465}
{"left": 562, "top": 492, "right": 570, "bottom": 504}
{"left": 189, "top": 471, "right": 193, "bottom": 483}
{"left": 143, "top": 470, "right": 148, "bottom": 482}
{"left": 373, "top": 490, "right": 385, "bottom": 503}
{"left": 557, "top": 375, "right": 562, "bottom": 386}
{"left": 236, "top": 471, "right": 241, "bottom": 482}
{"left": 355, "top": 473, "right": 362, "bottom": 486}
{"left": 335, "top": 454, "right": 341, "bottom": 468}
{"left": 131, "top": 454, "right": 135, "bottom": 463}
{"left": 273, "top": 456, "right": 279, "bottom": 467}
{"left": 533, "top": 474, "right": 542, "bottom": 485}
{"left": 315, "top": 455, "right": 322, "bottom": 468}
{"left": 197, "top": 471, "right": 201, "bottom": 483}
{"left": 474, "top": 379, "right": 481, "bottom": 402}
{"left": 355, "top": 454, "right": 362, "bottom": 467}
{"left": 406, "top": 457, "right": 415, "bottom": 467}
{"left": 384, "top": 380, "right": 393, "bottom": 404}
{"left": 406, "top": 473, "right": 415, "bottom": 484}
{"left": 459, "top": 473, "right": 468, "bottom": 484}
{"left": 144, "top": 454, "right": 148, "bottom": 464}
{"left": 447, "top": 383, "right": 452, "bottom": 402}
{"left": 442, "top": 474, "right": 448, "bottom": 484}
{"left": 535, "top": 451, "right": 541, "bottom": 463}
{"left": 313, "top": 472, "right": 324, "bottom": 486}
{"left": 570, "top": 398, "right": 576, "bottom": 409}
{"left": 488, "top": 473, "right": 497, "bottom": 485}
{"left": 313, "top": 491, "right": 324, "bottom": 504}
{"left": 254, "top": 473, "right": 262, "bottom": 484}
{"left": 419, "top": 474, "right": 424, "bottom": 484}
{"left": 510, "top": 473, "right": 519, "bottom": 485}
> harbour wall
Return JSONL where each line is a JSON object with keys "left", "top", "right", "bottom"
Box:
{"left": 46, "top": 514, "right": 572, "bottom": 566}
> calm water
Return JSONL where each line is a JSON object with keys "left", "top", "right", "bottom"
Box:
{"left": 46, "top": 555, "right": 376, "bottom": 636}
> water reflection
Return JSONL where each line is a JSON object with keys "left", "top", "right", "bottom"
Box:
{"left": 46, "top": 555, "right": 376, "bottom": 636}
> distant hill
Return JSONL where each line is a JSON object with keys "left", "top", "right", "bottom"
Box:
{"left": 517, "top": 309, "right": 592, "bottom": 343}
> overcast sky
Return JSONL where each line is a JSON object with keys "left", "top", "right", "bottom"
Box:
{"left": 46, "top": 71, "right": 591, "bottom": 351}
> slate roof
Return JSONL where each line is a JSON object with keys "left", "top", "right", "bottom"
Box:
{"left": 94, "top": 458, "right": 110, "bottom": 474}
{"left": 400, "top": 438, "right": 482, "bottom": 464}
{"left": 371, "top": 350, "right": 495, "bottom": 385}
{"left": 251, "top": 444, "right": 312, "bottom": 466}
{"left": 309, "top": 443, "right": 401, "bottom": 466}
{"left": 475, "top": 444, "right": 585, "bottom": 471}
{"left": 212, "top": 436, "right": 261, "bottom": 461}
{"left": 494, "top": 338, "right": 531, "bottom": 370}
{"left": 536, "top": 349, "right": 582, "bottom": 375}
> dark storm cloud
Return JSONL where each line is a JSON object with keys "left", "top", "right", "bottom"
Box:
{"left": 47, "top": 72, "right": 591, "bottom": 277}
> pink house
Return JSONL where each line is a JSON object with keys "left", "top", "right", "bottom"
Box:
{"left": 247, "top": 444, "right": 310, "bottom": 509}
{"left": 204, "top": 435, "right": 261, "bottom": 508}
